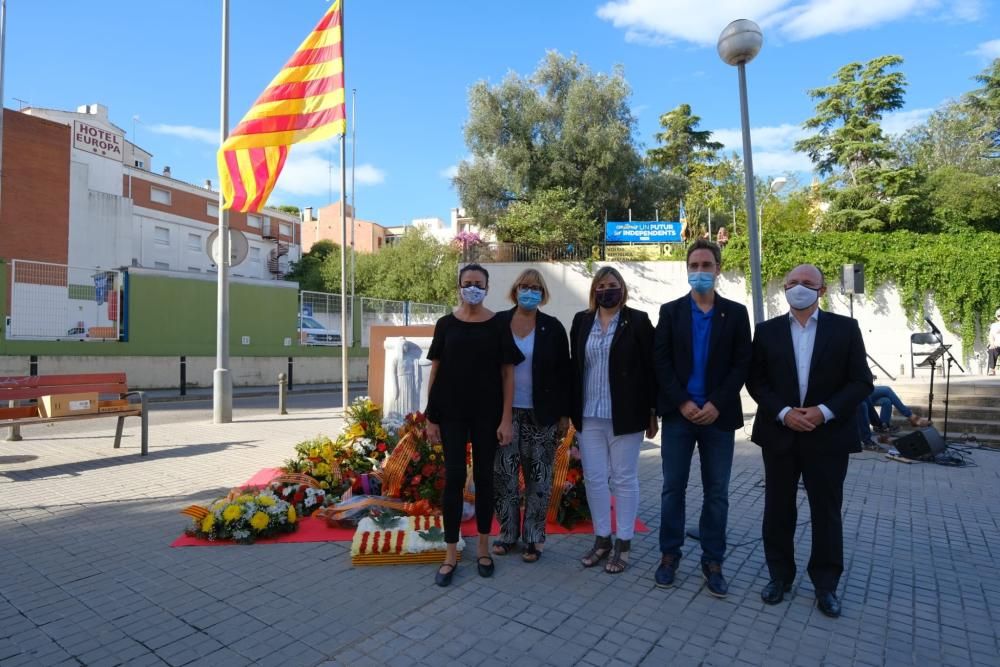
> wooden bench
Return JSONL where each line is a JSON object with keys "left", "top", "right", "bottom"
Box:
{"left": 0, "top": 373, "right": 148, "bottom": 456}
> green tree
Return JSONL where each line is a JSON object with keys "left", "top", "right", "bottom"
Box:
{"left": 353, "top": 229, "right": 459, "bottom": 305}
{"left": 895, "top": 102, "right": 995, "bottom": 175}
{"left": 795, "top": 55, "right": 906, "bottom": 184}
{"left": 275, "top": 205, "right": 301, "bottom": 216}
{"left": 647, "top": 104, "right": 723, "bottom": 180}
{"left": 494, "top": 187, "right": 599, "bottom": 244}
{"left": 925, "top": 166, "right": 1000, "bottom": 232}
{"left": 818, "top": 166, "right": 932, "bottom": 232}
{"left": 456, "top": 51, "right": 642, "bottom": 229}
{"left": 285, "top": 240, "right": 338, "bottom": 292}
{"left": 966, "top": 58, "right": 1000, "bottom": 158}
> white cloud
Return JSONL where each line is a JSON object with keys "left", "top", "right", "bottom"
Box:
{"left": 968, "top": 38, "right": 1000, "bottom": 59}
{"left": 710, "top": 123, "right": 813, "bottom": 175}
{"left": 597, "top": 0, "right": 982, "bottom": 46}
{"left": 148, "top": 123, "right": 217, "bottom": 144}
{"left": 881, "top": 107, "right": 934, "bottom": 136}
{"left": 709, "top": 108, "right": 934, "bottom": 176}
{"left": 353, "top": 164, "right": 386, "bottom": 186}
{"left": 440, "top": 164, "right": 459, "bottom": 179}
{"left": 275, "top": 150, "right": 384, "bottom": 197}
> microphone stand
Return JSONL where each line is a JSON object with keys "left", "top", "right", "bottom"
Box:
{"left": 925, "top": 318, "right": 964, "bottom": 443}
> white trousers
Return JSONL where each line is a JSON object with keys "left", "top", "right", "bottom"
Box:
{"left": 577, "top": 418, "right": 643, "bottom": 541}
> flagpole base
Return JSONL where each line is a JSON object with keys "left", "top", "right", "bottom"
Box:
{"left": 213, "top": 368, "right": 232, "bottom": 424}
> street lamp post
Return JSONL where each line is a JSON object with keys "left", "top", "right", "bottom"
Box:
{"left": 718, "top": 19, "right": 765, "bottom": 324}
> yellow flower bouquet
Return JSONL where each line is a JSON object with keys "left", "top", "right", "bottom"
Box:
{"left": 182, "top": 487, "right": 298, "bottom": 544}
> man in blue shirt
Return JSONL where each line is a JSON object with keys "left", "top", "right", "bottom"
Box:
{"left": 653, "top": 239, "right": 752, "bottom": 597}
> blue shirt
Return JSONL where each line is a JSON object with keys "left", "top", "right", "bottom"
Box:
{"left": 583, "top": 311, "right": 619, "bottom": 419}
{"left": 686, "top": 296, "right": 714, "bottom": 407}
{"left": 512, "top": 329, "right": 535, "bottom": 409}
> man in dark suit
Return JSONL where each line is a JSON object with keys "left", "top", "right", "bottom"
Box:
{"left": 747, "top": 264, "right": 873, "bottom": 618}
{"left": 653, "top": 239, "right": 752, "bottom": 597}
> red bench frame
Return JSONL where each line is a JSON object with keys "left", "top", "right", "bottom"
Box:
{"left": 0, "top": 373, "right": 148, "bottom": 456}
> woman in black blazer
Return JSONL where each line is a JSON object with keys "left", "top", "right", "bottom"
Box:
{"left": 493, "top": 269, "right": 572, "bottom": 562}
{"left": 570, "top": 266, "right": 658, "bottom": 574}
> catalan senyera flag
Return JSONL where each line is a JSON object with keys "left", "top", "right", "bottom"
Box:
{"left": 218, "top": 1, "right": 345, "bottom": 212}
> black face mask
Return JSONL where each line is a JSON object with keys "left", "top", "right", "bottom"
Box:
{"left": 595, "top": 288, "right": 623, "bottom": 309}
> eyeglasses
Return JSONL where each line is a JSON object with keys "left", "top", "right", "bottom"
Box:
{"left": 517, "top": 284, "right": 543, "bottom": 293}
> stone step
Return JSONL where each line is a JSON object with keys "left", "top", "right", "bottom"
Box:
{"left": 899, "top": 405, "right": 1000, "bottom": 422}
{"left": 889, "top": 392, "right": 998, "bottom": 409}
{"left": 892, "top": 414, "right": 1000, "bottom": 437}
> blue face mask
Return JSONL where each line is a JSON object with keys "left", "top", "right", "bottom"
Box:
{"left": 517, "top": 288, "right": 542, "bottom": 310}
{"left": 688, "top": 271, "right": 716, "bottom": 294}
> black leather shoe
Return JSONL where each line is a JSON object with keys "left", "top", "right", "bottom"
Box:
{"left": 701, "top": 562, "right": 728, "bottom": 598}
{"left": 761, "top": 579, "right": 791, "bottom": 605}
{"left": 816, "top": 591, "right": 841, "bottom": 618}
{"left": 654, "top": 554, "right": 679, "bottom": 588}
{"left": 477, "top": 556, "right": 495, "bottom": 578}
{"left": 435, "top": 563, "right": 456, "bottom": 587}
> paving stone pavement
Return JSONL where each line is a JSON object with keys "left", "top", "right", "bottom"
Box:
{"left": 1, "top": 400, "right": 999, "bottom": 666}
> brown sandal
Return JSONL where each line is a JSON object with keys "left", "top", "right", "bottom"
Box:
{"left": 522, "top": 543, "right": 542, "bottom": 563}
{"left": 580, "top": 536, "right": 612, "bottom": 567}
{"left": 605, "top": 539, "right": 630, "bottom": 574}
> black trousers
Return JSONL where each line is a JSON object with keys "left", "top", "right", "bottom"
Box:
{"left": 441, "top": 419, "right": 497, "bottom": 544}
{"left": 761, "top": 440, "right": 849, "bottom": 592}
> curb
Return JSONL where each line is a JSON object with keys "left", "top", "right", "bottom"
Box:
{"left": 144, "top": 383, "right": 369, "bottom": 404}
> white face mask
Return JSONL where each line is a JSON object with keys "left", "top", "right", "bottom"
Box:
{"left": 785, "top": 284, "right": 819, "bottom": 310}
{"left": 461, "top": 285, "right": 487, "bottom": 305}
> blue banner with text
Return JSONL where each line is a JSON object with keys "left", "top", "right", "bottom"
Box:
{"left": 605, "top": 221, "right": 682, "bottom": 243}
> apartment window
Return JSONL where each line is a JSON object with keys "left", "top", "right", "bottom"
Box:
{"left": 187, "top": 233, "right": 201, "bottom": 250}
{"left": 134, "top": 160, "right": 144, "bottom": 168}
{"left": 154, "top": 226, "right": 170, "bottom": 245}
{"left": 154, "top": 261, "right": 169, "bottom": 270}
{"left": 150, "top": 187, "right": 171, "bottom": 205}
{"left": 279, "top": 223, "right": 291, "bottom": 237}
{"left": 207, "top": 203, "right": 219, "bottom": 218}
{"left": 247, "top": 214, "right": 263, "bottom": 229}
{"left": 188, "top": 267, "right": 201, "bottom": 273}
{"left": 250, "top": 247, "right": 261, "bottom": 262}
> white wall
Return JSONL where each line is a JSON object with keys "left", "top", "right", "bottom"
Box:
{"left": 0, "top": 355, "right": 368, "bottom": 388}
{"left": 481, "top": 261, "right": 990, "bottom": 377}
{"left": 133, "top": 206, "right": 297, "bottom": 280}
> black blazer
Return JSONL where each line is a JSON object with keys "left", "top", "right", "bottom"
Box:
{"left": 569, "top": 306, "right": 657, "bottom": 436}
{"left": 497, "top": 308, "right": 572, "bottom": 427}
{"left": 747, "top": 310, "right": 874, "bottom": 453}
{"left": 654, "top": 293, "right": 752, "bottom": 431}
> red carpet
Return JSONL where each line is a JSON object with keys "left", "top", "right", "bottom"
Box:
{"left": 172, "top": 468, "right": 647, "bottom": 547}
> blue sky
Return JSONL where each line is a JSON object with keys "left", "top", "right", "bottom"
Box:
{"left": 5, "top": 1, "right": 999, "bottom": 229}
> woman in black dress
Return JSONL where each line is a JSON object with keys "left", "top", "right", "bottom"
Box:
{"left": 425, "top": 264, "right": 523, "bottom": 586}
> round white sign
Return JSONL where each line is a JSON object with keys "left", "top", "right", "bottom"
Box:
{"left": 206, "top": 229, "right": 250, "bottom": 267}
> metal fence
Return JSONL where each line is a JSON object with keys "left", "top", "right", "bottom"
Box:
{"left": 7, "top": 260, "right": 123, "bottom": 341}
{"left": 298, "top": 292, "right": 448, "bottom": 347}
{"left": 462, "top": 242, "right": 596, "bottom": 263}
{"left": 359, "top": 297, "right": 449, "bottom": 347}
{"left": 299, "top": 290, "right": 350, "bottom": 347}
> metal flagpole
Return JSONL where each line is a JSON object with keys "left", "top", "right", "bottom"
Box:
{"left": 339, "top": 0, "right": 349, "bottom": 411}
{"left": 213, "top": 0, "right": 232, "bottom": 423}
{"left": 350, "top": 88, "right": 356, "bottom": 346}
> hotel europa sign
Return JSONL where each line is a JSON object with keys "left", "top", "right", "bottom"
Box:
{"left": 72, "top": 120, "right": 124, "bottom": 162}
